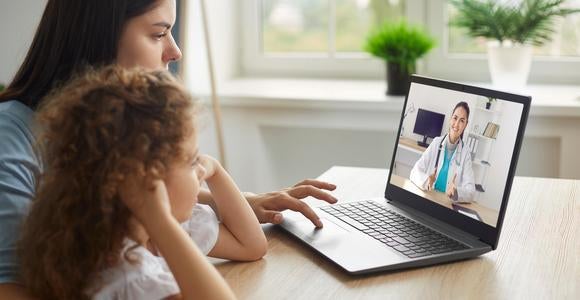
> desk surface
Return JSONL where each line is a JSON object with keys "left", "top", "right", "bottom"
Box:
{"left": 398, "top": 137, "right": 427, "bottom": 152}
{"left": 214, "top": 166, "right": 579, "bottom": 299}
{"left": 390, "top": 174, "right": 499, "bottom": 226}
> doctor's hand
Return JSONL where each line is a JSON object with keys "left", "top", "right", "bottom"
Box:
{"left": 446, "top": 174, "right": 458, "bottom": 200}
{"left": 427, "top": 171, "right": 437, "bottom": 191}
{"left": 246, "top": 179, "right": 338, "bottom": 228}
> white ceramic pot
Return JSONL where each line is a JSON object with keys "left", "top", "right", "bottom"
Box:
{"left": 487, "top": 41, "right": 533, "bottom": 89}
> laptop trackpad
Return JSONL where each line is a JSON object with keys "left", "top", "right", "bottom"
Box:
{"left": 294, "top": 218, "right": 350, "bottom": 242}
{"left": 283, "top": 218, "right": 407, "bottom": 273}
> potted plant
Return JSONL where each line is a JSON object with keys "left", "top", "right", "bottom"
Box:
{"left": 450, "top": 0, "right": 580, "bottom": 88}
{"left": 485, "top": 97, "right": 496, "bottom": 110}
{"left": 364, "top": 20, "right": 436, "bottom": 96}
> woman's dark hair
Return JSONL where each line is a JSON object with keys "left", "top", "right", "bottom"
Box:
{"left": 452, "top": 101, "right": 470, "bottom": 140}
{"left": 0, "top": 0, "right": 159, "bottom": 109}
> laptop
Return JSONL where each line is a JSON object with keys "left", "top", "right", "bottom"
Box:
{"left": 279, "top": 75, "right": 530, "bottom": 274}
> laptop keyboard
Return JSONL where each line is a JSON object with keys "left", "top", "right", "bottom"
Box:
{"left": 320, "top": 201, "right": 468, "bottom": 258}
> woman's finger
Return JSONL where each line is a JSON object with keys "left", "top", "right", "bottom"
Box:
{"left": 286, "top": 185, "right": 338, "bottom": 203}
{"left": 293, "top": 179, "right": 336, "bottom": 191}
{"left": 259, "top": 210, "right": 284, "bottom": 224}
{"left": 282, "top": 197, "right": 323, "bottom": 228}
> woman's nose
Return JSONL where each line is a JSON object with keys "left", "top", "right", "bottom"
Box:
{"left": 164, "top": 35, "right": 183, "bottom": 63}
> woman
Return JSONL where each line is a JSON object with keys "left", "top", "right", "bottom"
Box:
{"left": 0, "top": 0, "right": 336, "bottom": 298}
{"left": 410, "top": 102, "right": 475, "bottom": 203}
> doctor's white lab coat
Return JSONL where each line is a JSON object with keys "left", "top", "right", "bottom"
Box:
{"left": 409, "top": 135, "right": 476, "bottom": 203}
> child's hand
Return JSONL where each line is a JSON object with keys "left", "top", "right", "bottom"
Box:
{"left": 197, "top": 154, "right": 220, "bottom": 181}
{"left": 119, "top": 176, "right": 172, "bottom": 224}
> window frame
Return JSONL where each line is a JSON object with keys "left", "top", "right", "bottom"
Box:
{"left": 241, "top": 0, "right": 580, "bottom": 83}
{"left": 241, "top": 0, "right": 426, "bottom": 78}
{"left": 425, "top": 0, "right": 580, "bottom": 84}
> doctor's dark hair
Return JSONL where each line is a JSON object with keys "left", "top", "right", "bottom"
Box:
{"left": 452, "top": 101, "right": 470, "bottom": 140}
{"left": 0, "top": 0, "right": 160, "bottom": 109}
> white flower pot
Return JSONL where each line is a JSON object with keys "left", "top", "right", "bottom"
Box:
{"left": 487, "top": 41, "right": 533, "bottom": 89}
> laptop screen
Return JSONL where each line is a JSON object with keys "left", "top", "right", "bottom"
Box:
{"left": 389, "top": 80, "right": 525, "bottom": 228}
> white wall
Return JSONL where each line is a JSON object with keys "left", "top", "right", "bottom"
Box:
{"left": 401, "top": 82, "right": 478, "bottom": 143}
{"left": 0, "top": 1, "right": 46, "bottom": 85}
{"left": 195, "top": 99, "right": 573, "bottom": 199}
{"left": 479, "top": 101, "right": 523, "bottom": 210}
{"left": 182, "top": 0, "right": 240, "bottom": 96}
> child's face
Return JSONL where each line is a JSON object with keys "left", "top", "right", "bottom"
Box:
{"left": 164, "top": 131, "right": 206, "bottom": 222}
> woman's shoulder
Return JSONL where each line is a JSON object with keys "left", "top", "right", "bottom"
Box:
{"left": 425, "top": 136, "right": 444, "bottom": 150}
{"left": 0, "top": 100, "right": 34, "bottom": 127}
{"left": 90, "top": 240, "right": 179, "bottom": 300}
{"left": 0, "top": 100, "right": 36, "bottom": 153}
{"left": 0, "top": 100, "right": 40, "bottom": 193}
{"left": 431, "top": 135, "right": 445, "bottom": 143}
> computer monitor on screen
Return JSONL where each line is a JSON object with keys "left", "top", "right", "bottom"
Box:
{"left": 413, "top": 108, "right": 445, "bottom": 147}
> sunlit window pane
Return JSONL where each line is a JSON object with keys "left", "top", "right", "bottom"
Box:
{"left": 262, "top": 0, "right": 329, "bottom": 53}
{"left": 447, "top": 1, "right": 580, "bottom": 57}
{"left": 335, "top": 0, "right": 405, "bottom": 52}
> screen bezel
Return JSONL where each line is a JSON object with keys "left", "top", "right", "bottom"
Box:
{"left": 385, "top": 75, "right": 530, "bottom": 249}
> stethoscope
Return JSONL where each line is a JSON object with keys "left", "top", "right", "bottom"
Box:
{"left": 434, "top": 133, "right": 464, "bottom": 173}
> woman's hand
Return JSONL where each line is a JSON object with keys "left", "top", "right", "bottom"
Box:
{"left": 119, "top": 176, "right": 172, "bottom": 224}
{"left": 246, "top": 179, "right": 338, "bottom": 228}
{"left": 446, "top": 173, "right": 458, "bottom": 200}
{"left": 427, "top": 171, "right": 437, "bottom": 191}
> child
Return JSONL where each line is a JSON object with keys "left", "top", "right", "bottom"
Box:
{"left": 18, "top": 66, "right": 267, "bottom": 299}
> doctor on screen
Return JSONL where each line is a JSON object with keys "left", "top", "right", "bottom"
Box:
{"left": 410, "top": 102, "right": 475, "bottom": 203}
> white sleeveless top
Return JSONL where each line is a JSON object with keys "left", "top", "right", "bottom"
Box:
{"left": 90, "top": 204, "right": 219, "bottom": 300}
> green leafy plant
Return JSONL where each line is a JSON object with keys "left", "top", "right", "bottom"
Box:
{"left": 364, "top": 20, "right": 436, "bottom": 71}
{"left": 0, "top": 83, "right": 5, "bottom": 92}
{"left": 450, "top": 0, "right": 580, "bottom": 46}
{"left": 485, "top": 97, "right": 497, "bottom": 109}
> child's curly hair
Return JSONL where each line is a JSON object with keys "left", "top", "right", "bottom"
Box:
{"left": 18, "top": 65, "right": 197, "bottom": 299}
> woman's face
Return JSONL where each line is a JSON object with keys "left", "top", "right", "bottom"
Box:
{"left": 117, "top": 0, "right": 182, "bottom": 70}
{"left": 449, "top": 106, "right": 468, "bottom": 143}
{"left": 164, "top": 131, "right": 206, "bottom": 222}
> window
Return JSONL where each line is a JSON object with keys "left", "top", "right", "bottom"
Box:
{"left": 447, "top": 1, "right": 580, "bottom": 58}
{"left": 242, "top": 0, "right": 422, "bottom": 78}
{"left": 242, "top": 0, "right": 580, "bottom": 83}
{"left": 427, "top": 0, "right": 580, "bottom": 84}
{"left": 261, "top": 0, "right": 405, "bottom": 54}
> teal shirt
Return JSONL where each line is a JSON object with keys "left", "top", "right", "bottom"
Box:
{"left": 0, "top": 100, "right": 39, "bottom": 284}
{"left": 434, "top": 147, "right": 454, "bottom": 193}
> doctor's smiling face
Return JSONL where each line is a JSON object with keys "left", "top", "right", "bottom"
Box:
{"left": 449, "top": 103, "right": 469, "bottom": 144}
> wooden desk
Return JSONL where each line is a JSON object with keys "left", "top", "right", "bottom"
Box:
{"left": 214, "top": 166, "right": 580, "bottom": 299}
{"left": 398, "top": 136, "right": 427, "bottom": 152}
{"left": 390, "top": 174, "right": 499, "bottom": 226}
